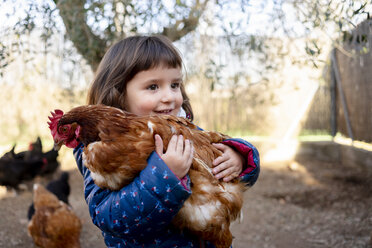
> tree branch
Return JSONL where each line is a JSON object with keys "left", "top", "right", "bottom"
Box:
{"left": 162, "top": 0, "right": 210, "bottom": 41}
{"left": 53, "top": 0, "right": 108, "bottom": 71}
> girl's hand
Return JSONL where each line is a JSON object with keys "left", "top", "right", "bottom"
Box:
{"left": 212, "top": 143, "right": 245, "bottom": 182}
{"left": 155, "top": 134, "right": 194, "bottom": 179}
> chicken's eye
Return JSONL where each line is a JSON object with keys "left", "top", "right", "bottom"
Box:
{"left": 59, "top": 126, "right": 69, "bottom": 133}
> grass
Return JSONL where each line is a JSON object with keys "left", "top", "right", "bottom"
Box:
{"left": 297, "top": 135, "right": 333, "bottom": 141}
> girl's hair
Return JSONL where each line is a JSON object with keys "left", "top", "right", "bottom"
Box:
{"left": 87, "top": 35, "right": 193, "bottom": 121}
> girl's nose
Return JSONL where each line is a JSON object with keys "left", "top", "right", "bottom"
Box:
{"left": 160, "top": 88, "right": 176, "bottom": 103}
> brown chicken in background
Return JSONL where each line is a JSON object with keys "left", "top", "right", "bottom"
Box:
{"left": 28, "top": 184, "right": 81, "bottom": 248}
{"left": 49, "top": 104, "right": 246, "bottom": 248}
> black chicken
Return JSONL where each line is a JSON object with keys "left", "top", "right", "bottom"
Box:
{"left": 0, "top": 158, "right": 45, "bottom": 189}
{"left": 0, "top": 137, "right": 43, "bottom": 161}
{"left": 0, "top": 137, "right": 60, "bottom": 189}
{"left": 0, "top": 137, "right": 60, "bottom": 186}
{"left": 38, "top": 148, "right": 60, "bottom": 176}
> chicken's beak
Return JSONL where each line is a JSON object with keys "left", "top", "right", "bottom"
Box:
{"left": 53, "top": 141, "right": 63, "bottom": 151}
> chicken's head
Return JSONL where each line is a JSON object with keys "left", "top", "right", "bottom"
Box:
{"left": 48, "top": 110, "right": 81, "bottom": 150}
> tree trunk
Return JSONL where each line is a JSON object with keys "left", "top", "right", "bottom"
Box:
{"left": 54, "top": 0, "right": 108, "bottom": 71}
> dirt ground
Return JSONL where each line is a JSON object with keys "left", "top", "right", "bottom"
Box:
{"left": 0, "top": 153, "right": 371, "bottom": 248}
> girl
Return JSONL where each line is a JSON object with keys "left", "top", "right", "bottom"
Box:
{"left": 73, "top": 35, "right": 260, "bottom": 247}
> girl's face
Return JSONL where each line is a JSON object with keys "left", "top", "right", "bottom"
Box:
{"left": 124, "top": 65, "right": 183, "bottom": 116}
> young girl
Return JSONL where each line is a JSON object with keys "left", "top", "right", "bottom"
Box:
{"left": 73, "top": 35, "right": 260, "bottom": 247}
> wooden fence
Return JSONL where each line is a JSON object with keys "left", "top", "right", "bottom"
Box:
{"left": 303, "top": 19, "right": 372, "bottom": 143}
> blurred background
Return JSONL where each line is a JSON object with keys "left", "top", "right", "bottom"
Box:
{"left": 0, "top": 1, "right": 371, "bottom": 248}
{"left": 0, "top": 0, "right": 371, "bottom": 147}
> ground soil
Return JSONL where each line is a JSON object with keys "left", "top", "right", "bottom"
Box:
{"left": 0, "top": 153, "right": 371, "bottom": 248}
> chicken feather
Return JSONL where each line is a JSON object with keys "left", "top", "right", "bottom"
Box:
{"left": 48, "top": 104, "right": 246, "bottom": 248}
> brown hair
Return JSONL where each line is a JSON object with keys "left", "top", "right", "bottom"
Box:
{"left": 87, "top": 35, "right": 193, "bottom": 121}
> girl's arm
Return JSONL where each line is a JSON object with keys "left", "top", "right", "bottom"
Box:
{"left": 194, "top": 125, "right": 260, "bottom": 187}
{"left": 73, "top": 143, "right": 191, "bottom": 240}
{"left": 213, "top": 138, "right": 260, "bottom": 186}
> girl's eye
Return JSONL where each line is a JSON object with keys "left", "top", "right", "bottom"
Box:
{"left": 147, "top": 84, "right": 158, "bottom": 90}
{"left": 171, "top": 82, "right": 181, "bottom": 89}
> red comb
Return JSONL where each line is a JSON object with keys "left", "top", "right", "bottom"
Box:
{"left": 48, "top": 109, "right": 64, "bottom": 136}
{"left": 48, "top": 109, "right": 63, "bottom": 124}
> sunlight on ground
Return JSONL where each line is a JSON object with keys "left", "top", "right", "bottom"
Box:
{"left": 287, "top": 161, "right": 322, "bottom": 186}
{"left": 0, "top": 186, "right": 7, "bottom": 199}
{"left": 261, "top": 140, "right": 299, "bottom": 163}
{"left": 246, "top": 134, "right": 372, "bottom": 164}
{"left": 263, "top": 160, "right": 323, "bottom": 187}
{"left": 334, "top": 135, "right": 372, "bottom": 151}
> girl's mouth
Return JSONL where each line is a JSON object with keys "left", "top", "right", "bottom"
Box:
{"left": 155, "top": 109, "right": 173, "bottom": 114}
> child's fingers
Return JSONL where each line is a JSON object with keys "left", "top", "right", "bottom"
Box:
{"left": 222, "top": 173, "right": 237, "bottom": 182}
{"left": 186, "top": 144, "right": 194, "bottom": 166}
{"left": 176, "top": 135, "right": 184, "bottom": 153}
{"left": 212, "top": 143, "right": 227, "bottom": 151}
{"left": 224, "top": 167, "right": 241, "bottom": 181}
{"left": 215, "top": 165, "right": 235, "bottom": 180}
{"left": 213, "top": 153, "right": 228, "bottom": 166}
{"left": 214, "top": 167, "right": 230, "bottom": 180}
{"left": 182, "top": 139, "right": 194, "bottom": 171}
{"left": 154, "top": 134, "right": 164, "bottom": 155}
{"left": 183, "top": 139, "right": 190, "bottom": 154}
{"left": 213, "top": 160, "right": 229, "bottom": 175}
{"left": 214, "top": 160, "right": 241, "bottom": 181}
{"left": 167, "top": 134, "right": 178, "bottom": 151}
{"left": 183, "top": 139, "right": 193, "bottom": 158}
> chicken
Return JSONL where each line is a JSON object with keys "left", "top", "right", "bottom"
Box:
{"left": 25, "top": 136, "right": 43, "bottom": 160}
{"left": 48, "top": 104, "right": 245, "bottom": 248}
{"left": 28, "top": 183, "right": 81, "bottom": 248}
{"left": 38, "top": 148, "right": 60, "bottom": 176}
{"left": 0, "top": 145, "right": 21, "bottom": 160}
{"left": 0, "top": 157, "right": 45, "bottom": 189}
{"left": 0, "top": 137, "right": 59, "bottom": 190}
{"left": 1, "top": 137, "right": 42, "bottom": 161}
{"left": 28, "top": 172, "right": 70, "bottom": 220}
{"left": 0, "top": 138, "right": 47, "bottom": 189}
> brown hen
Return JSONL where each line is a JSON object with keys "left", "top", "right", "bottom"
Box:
{"left": 27, "top": 184, "right": 82, "bottom": 248}
{"left": 48, "top": 104, "right": 245, "bottom": 248}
